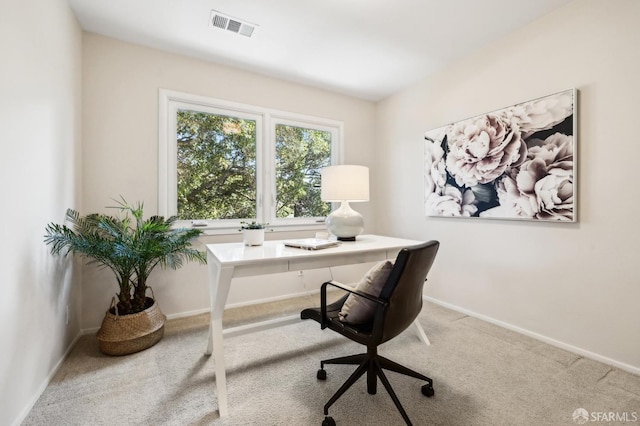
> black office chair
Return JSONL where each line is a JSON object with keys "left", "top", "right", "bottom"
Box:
{"left": 300, "top": 240, "right": 440, "bottom": 426}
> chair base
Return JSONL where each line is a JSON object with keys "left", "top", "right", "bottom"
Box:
{"left": 317, "top": 346, "right": 433, "bottom": 426}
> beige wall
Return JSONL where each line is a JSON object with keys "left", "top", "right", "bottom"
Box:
{"left": 0, "top": 0, "right": 83, "bottom": 424}
{"left": 375, "top": 0, "right": 640, "bottom": 372}
{"left": 81, "top": 34, "right": 377, "bottom": 328}
{"left": 6, "top": 2, "right": 639, "bottom": 424}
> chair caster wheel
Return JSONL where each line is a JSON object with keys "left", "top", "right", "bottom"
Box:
{"left": 317, "top": 369, "right": 327, "bottom": 380}
{"left": 322, "top": 416, "right": 336, "bottom": 426}
{"left": 422, "top": 384, "right": 434, "bottom": 397}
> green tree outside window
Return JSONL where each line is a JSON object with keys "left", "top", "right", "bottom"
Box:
{"left": 177, "top": 110, "right": 257, "bottom": 220}
{"left": 275, "top": 124, "right": 331, "bottom": 218}
{"left": 176, "top": 111, "right": 331, "bottom": 221}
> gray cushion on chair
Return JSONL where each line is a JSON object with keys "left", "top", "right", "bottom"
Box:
{"left": 338, "top": 260, "right": 394, "bottom": 324}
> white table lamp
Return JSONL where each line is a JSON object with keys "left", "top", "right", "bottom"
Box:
{"left": 321, "top": 165, "right": 369, "bottom": 241}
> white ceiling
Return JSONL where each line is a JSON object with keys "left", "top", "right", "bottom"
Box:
{"left": 68, "top": 0, "right": 572, "bottom": 101}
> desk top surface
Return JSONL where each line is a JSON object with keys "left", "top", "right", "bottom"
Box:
{"left": 206, "top": 234, "right": 423, "bottom": 266}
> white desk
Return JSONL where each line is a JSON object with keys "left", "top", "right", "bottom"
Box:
{"left": 205, "top": 234, "right": 430, "bottom": 417}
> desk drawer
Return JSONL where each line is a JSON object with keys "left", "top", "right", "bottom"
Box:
{"left": 233, "top": 262, "right": 290, "bottom": 277}
{"left": 289, "top": 250, "right": 387, "bottom": 271}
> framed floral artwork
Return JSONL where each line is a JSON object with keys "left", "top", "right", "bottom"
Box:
{"left": 424, "top": 88, "right": 576, "bottom": 222}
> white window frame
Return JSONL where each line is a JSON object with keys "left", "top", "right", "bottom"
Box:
{"left": 158, "top": 89, "right": 344, "bottom": 232}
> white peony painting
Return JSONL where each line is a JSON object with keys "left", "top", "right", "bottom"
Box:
{"left": 424, "top": 89, "right": 576, "bottom": 222}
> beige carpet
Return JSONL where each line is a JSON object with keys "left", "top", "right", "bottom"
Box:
{"left": 23, "top": 297, "right": 640, "bottom": 425}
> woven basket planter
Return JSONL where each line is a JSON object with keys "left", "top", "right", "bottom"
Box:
{"left": 96, "top": 297, "right": 166, "bottom": 356}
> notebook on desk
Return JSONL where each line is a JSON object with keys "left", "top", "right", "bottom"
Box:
{"left": 283, "top": 238, "right": 341, "bottom": 250}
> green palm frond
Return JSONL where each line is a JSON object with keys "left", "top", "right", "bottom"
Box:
{"left": 44, "top": 199, "right": 206, "bottom": 315}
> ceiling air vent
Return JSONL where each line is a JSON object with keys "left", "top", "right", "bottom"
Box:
{"left": 209, "top": 10, "right": 258, "bottom": 38}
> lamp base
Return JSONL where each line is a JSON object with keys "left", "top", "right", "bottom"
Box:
{"left": 326, "top": 201, "right": 364, "bottom": 241}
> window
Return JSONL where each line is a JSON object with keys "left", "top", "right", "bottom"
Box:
{"left": 176, "top": 109, "right": 259, "bottom": 220}
{"left": 159, "top": 89, "right": 343, "bottom": 231}
{"left": 273, "top": 121, "right": 332, "bottom": 219}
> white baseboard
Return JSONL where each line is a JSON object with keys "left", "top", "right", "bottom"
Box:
{"left": 83, "top": 293, "right": 639, "bottom": 376}
{"left": 12, "top": 331, "right": 83, "bottom": 426}
{"left": 81, "top": 289, "right": 330, "bottom": 334}
{"left": 164, "top": 288, "right": 332, "bottom": 319}
{"left": 224, "top": 288, "right": 323, "bottom": 310}
{"left": 423, "top": 296, "right": 640, "bottom": 376}
{"left": 165, "top": 307, "right": 211, "bottom": 320}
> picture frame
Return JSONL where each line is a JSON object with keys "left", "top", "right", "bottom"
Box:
{"left": 424, "top": 88, "right": 577, "bottom": 222}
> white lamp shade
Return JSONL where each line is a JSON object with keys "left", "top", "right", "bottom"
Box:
{"left": 321, "top": 165, "right": 370, "bottom": 202}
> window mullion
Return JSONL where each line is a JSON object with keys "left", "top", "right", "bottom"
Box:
{"left": 261, "top": 114, "right": 274, "bottom": 223}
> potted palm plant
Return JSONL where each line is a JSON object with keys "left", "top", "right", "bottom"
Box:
{"left": 44, "top": 199, "right": 206, "bottom": 355}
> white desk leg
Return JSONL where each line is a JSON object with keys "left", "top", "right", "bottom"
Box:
{"left": 205, "top": 253, "right": 235, "bottom": 417}
{"left": 413, "top": 319, "right": 431, "bottom": 346}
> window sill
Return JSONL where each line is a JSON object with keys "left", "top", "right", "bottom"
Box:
{"left": 178, "top": 222, "right": 328, "bottom": 237}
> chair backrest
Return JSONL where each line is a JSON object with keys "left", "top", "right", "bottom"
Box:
{"left": 376, "top": 240, "right": 440, "bottom": 343}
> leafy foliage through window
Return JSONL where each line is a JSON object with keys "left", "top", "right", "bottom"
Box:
{"left": 275, "top": 124, "right": 331, "bottom": 219}
{"left": 177, "top": 110, "right": 257, "bottom": 220}
{"left": 159, "top": 89, "right": 343, "bottom": 227}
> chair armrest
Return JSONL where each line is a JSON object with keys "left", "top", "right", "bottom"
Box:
{"left": 319, "top": 280, "right": 388, "bottom": 328}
